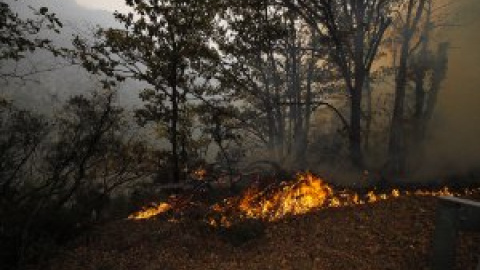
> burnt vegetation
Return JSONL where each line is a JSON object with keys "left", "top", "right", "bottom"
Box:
{"left": 1, "top": 0, "right": 479, "bottom": 269}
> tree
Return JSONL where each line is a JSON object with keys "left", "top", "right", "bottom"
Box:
{"left": 387, "top": 0, "right": 426, "bottom": 175}
{"left": 386, "top": 0, "right": 450, "bottom": 175}
{"left": 0, "top": 90, "right": 150, "bottom": 269}
{"left": 0, "top": 98, "right": 49, "bottom": 269}
{"left": 410, "top": 0, "right": 450, "bottom": 143}
{"left": 0, "top": 0, "right": 64, "bottom": 83}
{"left": 218, "top": 0, "right": 342, "bottom": 167}
{"left": 216, "top": 0, "right": 288, "bottom": 159}
{"left": 0, "top": 99, "right": 47, "bottom": 205}
{"left": 74, "top": 0, "right": 222, "bottom": 183}
{"left": 280, "top": 0, "right": 394, "bottom": 168}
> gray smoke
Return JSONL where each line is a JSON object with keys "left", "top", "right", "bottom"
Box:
{"left": 420, "top": 0, "right": 480, "bottom": 179}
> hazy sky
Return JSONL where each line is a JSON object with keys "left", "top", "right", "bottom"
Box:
{"left": 422, "top": 0, "right": 480, "bottom": 174}
{"left": 75, "top": 0, "right": 130, "bottom": 12}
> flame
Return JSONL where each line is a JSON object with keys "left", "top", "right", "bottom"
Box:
{"left": 128, "top": 202, "right": 171, "bottom": 220}
{"left": 233, "top": 173, "right": 419, "bottom": 220}
{"left": 237, "top": 172, "right": 333, "bottom": 220}
{"left": 128, "top": 194, "right": 193, "bottom": 220}
{"left": 127, "top": 172, "right": 478, "bottom": 226}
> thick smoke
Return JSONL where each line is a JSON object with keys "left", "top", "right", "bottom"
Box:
{"left": 420, "top": 0, "right": 480, "bottom": 179}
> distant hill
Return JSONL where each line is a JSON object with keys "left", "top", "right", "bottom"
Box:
{"left": 2, "top": 0, "right": 142, "bottom": 113}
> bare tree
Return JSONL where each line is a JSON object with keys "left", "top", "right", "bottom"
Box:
{"left": 387, "top": 0, "right": 426, "bottom": 175}
{"left": 219, "top": 1, "right": 341, "bottom": 167}
{"left": 280, "top": 0, "right": 393, "bottom": 168}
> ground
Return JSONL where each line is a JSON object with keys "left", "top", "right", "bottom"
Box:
{"left": 36, "top": 195, "right": 480, "bottom": 270}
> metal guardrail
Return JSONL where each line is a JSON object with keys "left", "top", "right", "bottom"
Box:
{"left": 431, "top": 196, "right": 480, "bottom": 270}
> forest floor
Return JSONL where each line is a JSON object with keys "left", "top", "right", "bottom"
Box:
{"left": 37, "top": 193, "right": 480, "bottom": 270}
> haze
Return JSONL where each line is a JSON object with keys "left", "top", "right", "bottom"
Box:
{"left": 4, "top": 0, "right": 480, "bottom": 179}
{"left": 75, "top": 0, "right": 131, "bottom": 13}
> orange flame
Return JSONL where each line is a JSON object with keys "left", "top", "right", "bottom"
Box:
{"left": 128, "top": 202, "right": 171, "bottom": 220}
{"left": 237, "top": 172, "right": 333, "bottom": 220}
{"left": 128, "top": 172, "right": 476, "bottom": 225}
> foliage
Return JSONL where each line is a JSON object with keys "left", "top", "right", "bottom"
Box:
{"left": 279, "top": 0, "right": 395, "bottom": 167}
{"left": 74, "top": 0, "right": 223, "bottom": 182}
{"left": 0, "top": 0, "right": 62, "bottom": 59}
{"left": 0, "top": 0, "right": 68, "bottom": 82}
{"left": 216, "top": 1, "right": 345, "bottom": 166}
{"left": 0, "top": 0, "right": 459, "bottom": 269}
{"left": 0, "top": 91, "right": 152, "bottom": 269}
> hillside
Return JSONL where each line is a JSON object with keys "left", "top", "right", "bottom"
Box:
{"left": 38, "top": 194, "right": 480, "bottom": 270}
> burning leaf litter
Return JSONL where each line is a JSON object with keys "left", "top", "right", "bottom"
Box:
{"left": 48, "top": 187, "right": 480, "bottom": 270}
{"left": 128, "top": 172, "right": 476, "bottom": 226}
{"left": 128, "top": 202, "right": 171, "bottom": 220}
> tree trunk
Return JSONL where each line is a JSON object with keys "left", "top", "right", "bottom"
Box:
{"left": 288, "top": 15, "right": 300, "bottom": 160}
{"left": 350, "top": 1, "right": 366, "bottom": 168}
{"left": 388, "top": 0, "right": 425, "bottom": 177}
{"left": 413, "top": 0, "right": 431, "bottom": 142}
{"left": 171, "top": 82, "right": 180, "bottom": 183}
{"left": 424, "top": 42, "right": 449, "bottom": 127}
{"left": 364, "top": 77, "right": 372, "bottom": 151}
{"left": 350, "top": 87, "right": 363, "bottom": 167}
{"left": 296, "top": 28, "right": 317, "bottom": 166}
{"left": 389, "top": 26, "right": 411, "bottom": 176}
{"left": 170, "top": 41, "right": 180, "bottom": 183}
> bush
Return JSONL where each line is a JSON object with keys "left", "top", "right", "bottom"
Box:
{"left": 0, "top": 91, "right": 152, "bottom": 269}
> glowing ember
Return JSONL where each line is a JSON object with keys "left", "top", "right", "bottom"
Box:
{"left": 192, "top": 168, "right": 207, "bottom": 180}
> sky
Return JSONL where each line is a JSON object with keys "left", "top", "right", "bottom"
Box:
{"left": 4, "top": 0, "right": 140, "bottom": 109}
{"left": 75, "top": 0, "right": 130, "bottom": 13}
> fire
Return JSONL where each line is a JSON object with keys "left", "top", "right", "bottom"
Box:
{"left": 128, "top": 194, "right": 193, "bottom": 220}
{"left": 127, "top": 172, "right": 478, "bottom": 225}
{"left": 237, "top": 172, "right": 333, "bottom": 220}
{"left": 128, "top": 202, "right": 171, "bottom": 220}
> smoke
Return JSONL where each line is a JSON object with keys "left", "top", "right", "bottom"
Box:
{"left": 420, "top": 0, "right": 480, "bottom": 178}
{"left": 4, "top": 0, "right": 480, "bottom": 182}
